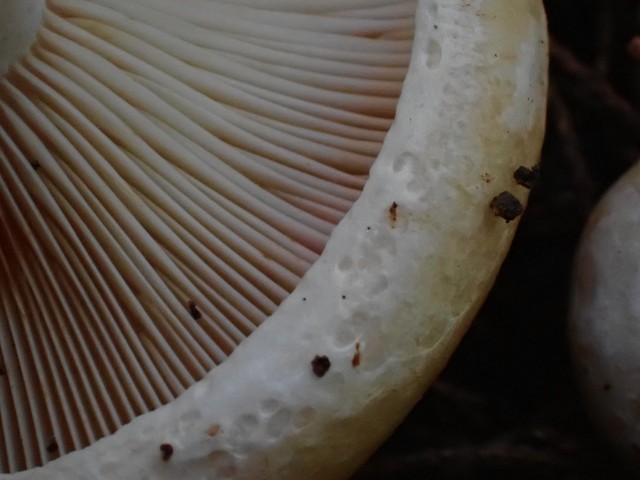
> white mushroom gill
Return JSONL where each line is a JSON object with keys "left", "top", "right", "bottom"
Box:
{"left": 0, "top": 0, "right": 414, "bottom": 473}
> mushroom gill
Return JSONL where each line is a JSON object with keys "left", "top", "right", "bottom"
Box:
{"left": 0, "top": 0, "right": 414, "bottom": 473}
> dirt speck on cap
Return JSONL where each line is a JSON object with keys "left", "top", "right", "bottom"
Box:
{"left": 388, "top": 202, "right": 398, "bottom": 227}
{"left": 311, "top": 355, "right": 331, "bottom": 377}
{"left": 513, "top": 165, "right": 540, "bottom": 189}
{"left": 490, "top": 192, "right": 523, "bottom": 223}
{"left": 160, "top": 443, "right": 174, "bottom": 461}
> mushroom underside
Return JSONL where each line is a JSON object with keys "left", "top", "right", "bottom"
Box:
{"left": 0, "top": 0, "right": 415, "bottom": 472}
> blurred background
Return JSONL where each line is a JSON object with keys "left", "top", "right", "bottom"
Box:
{"left": 355, "top": 1, "right": 640, "bottom": 479}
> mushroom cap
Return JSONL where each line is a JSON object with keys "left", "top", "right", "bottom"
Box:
{"left": 570, "top": 159, "right": 640, "bottom": 470}
{"left": 0, "top": 1, "right": 548, "bottom": 479}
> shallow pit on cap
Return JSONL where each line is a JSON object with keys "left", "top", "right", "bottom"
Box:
{"left": 0, "top": 0, "right": 417, "bottom": 473}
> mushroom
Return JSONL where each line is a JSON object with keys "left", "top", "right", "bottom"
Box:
{"left": 570, "top": 160, "right": 640, "bottom": 471}
{"left": 0, "top": 1, "right": 548, "bottom": 479}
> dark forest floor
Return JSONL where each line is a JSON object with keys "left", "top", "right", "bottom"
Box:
{"left": 354, "top": 2, "right": 640, "bottom": 479}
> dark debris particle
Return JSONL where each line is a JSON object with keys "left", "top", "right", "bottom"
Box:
{"left": 187, "top": 300, "right": 202, "bottom": 320}
{"left": 311, "top": 355, "right": 331, "bottom": 377}
{"left": 160, "top": 443, "right": 174, "bottom": 461}
{"left": 513, "top": 165, "right": 540, "bottom": 189}
{"left": 490, "top": 191, "right": 524, "bottom": 223}
{"left": 31, "top": 162, "right": 41, "bottom": 171}
{"left": 0, "top": 366, "right": 6, "bottom": 376}
{"left": 46, "top": 439, "right": 58, "bottom": 454}
{"left": 388, "top": 201, "right": 398, "bottom": 226}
